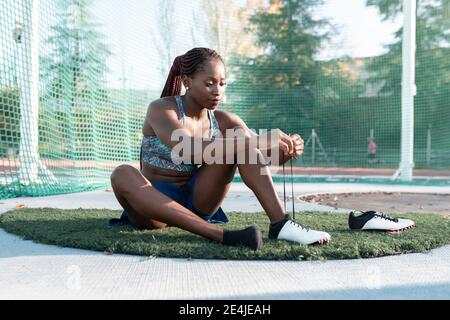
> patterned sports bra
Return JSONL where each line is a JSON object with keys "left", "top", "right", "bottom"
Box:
{"left": 140, "top": 95, "right": 222, "bottom": 173}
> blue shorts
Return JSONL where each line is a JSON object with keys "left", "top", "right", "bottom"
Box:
{"left": 110, "top": 173, "right": 229, "bottom": 227}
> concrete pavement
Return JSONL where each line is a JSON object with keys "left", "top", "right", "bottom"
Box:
{"left": 1, "top": 183, "right": 449, "bottom": 299}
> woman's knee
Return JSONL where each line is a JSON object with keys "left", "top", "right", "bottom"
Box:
{"left": 110, "top": 164, "right": 147, "bottom": 192}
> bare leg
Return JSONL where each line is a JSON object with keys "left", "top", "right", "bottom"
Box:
{"left": 191, "top": 163, "right": 237, "bottom": 215}
{"left": 190, "top": 150, "right": 330, "bottom": 245}
{"left": 237, "top": 158, "right": 286, "bottom": 224}
{"left": 110, "top": 164, "right": 224, "bottom": 242}
{"left": 191, "top": 151, "right": 285, "bottom": 225}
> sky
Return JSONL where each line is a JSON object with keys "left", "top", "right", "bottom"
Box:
{"left": 0, "top": 0, "right": 403, "bottom": 91}
{"left": 89, "top": 0, "right": 402, "bottom": 90}
{"left": 315, "top": 0, "right": 402, "bottom": 59}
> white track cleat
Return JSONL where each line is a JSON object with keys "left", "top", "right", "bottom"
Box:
{"left": 270, "top": 219, "right": 331, "bottom": 245}
{"left": 349, "top": 210, "right": 415, "bottom": 233}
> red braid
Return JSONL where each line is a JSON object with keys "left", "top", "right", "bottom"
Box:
{"left": 160, "top": 55, "right": 184, "bottom": 98}
{"left": 160, "top": 48, "right": 224, "bottom": 98}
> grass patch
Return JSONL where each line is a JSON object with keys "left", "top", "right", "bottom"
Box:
{"left": 1, "top": 208, "right": 449, "bottom": 261}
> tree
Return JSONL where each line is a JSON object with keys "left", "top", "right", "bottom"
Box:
{"left": 201, "top": 0, "right": 265, "bottom": 60}
{"left": 366, "top": 0, "right": 450, "bottom": 164}
{"left": 366, "top": 0, "right": 450, "bottom": 95}
{"left": 226, "top": 0, "right": 332, "bottom": 134}
{"left": 41, "top": 0, "right": 111, "bottom": 110}
{"left": 40, "top": 0, "right": 111, "bottom": 159}
{"left": 150, "top": 0, "right": 178, "bottom": 84}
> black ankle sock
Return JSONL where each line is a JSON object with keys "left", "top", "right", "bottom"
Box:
{"left": 268, "top": 214, "right": 291, "bottom": 239}
{"left": 223, "top": 226, "right": 263, "bottom": 250}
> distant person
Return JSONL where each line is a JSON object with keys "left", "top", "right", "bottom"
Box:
{"left": 368, "top": 138, "right": 377, "bottom": 164}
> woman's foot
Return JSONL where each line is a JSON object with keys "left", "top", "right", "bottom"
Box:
{"left": 222, "top": 226, "right": 263, "bottom": 250}
{"left": 269, "top": 215, "right": 331, "bottom": 245}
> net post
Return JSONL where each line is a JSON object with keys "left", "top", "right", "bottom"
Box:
{"left": 394, "top": 0, "right": 417, "bottom": 181}
{"left": 17, "top": 0, "right": 57, "bottom": 185}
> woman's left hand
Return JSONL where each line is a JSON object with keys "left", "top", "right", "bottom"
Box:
{"left": 290, "top": 134, "right": 304, "bottom": 158}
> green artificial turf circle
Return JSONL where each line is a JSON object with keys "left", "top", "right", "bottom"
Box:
{"left": 1, "top": 208, "right": 449, "bottom": 261}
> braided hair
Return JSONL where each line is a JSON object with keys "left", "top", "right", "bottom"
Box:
{"left": 160, "top": 47, "right": 224, "bottom": 98}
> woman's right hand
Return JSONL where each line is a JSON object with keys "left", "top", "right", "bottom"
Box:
{"left": 256, "top": 129, "right": 295, "bottom": 156}
{"left": 274, "top": 129, "right": 296, "bottom": 156}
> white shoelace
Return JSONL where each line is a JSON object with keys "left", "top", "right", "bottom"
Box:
{"left": 282, "top": 159, "right": 295, "bottom": 220}
{"left": 288, "top": 220, "right": 310, "bottom": 232}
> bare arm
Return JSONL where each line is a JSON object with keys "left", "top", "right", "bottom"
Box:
{"left": 214, "top": 111, "right": 303, "bottom": 165}
{"left": 147, "top": 102, "right": 302, "bottom": 165}
{"left": 147, "top": 101, "right": 251, "bottom": 164}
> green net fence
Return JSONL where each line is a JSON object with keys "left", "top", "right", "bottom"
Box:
{"left": 1, "top": 0, "right": 449, "bottom": 199}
